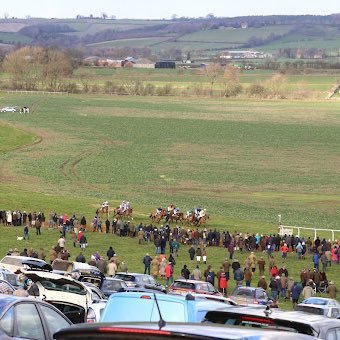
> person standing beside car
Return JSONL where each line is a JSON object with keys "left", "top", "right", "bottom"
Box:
{"left": 143, "top": 253, "right": 152, "bottom": 275}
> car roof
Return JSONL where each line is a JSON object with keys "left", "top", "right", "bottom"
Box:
{"left": 1, "top": 255, "right": 46, "bottom": 262}
{"left": 115, "top": 272, "right": 149, "bottom": 276}
{"left": 54, "top": 322, "right": 318, "bottom": 339}
{"left": 173, "top": 279, "right": 208, "bottom": 284}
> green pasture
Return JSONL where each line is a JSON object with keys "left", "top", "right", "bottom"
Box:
{"left": 178, "top": 26, "right": 294, "bottom": 44}
{"left": 0, "top": 225, "right": 339, "bottom": 308}
{"left": 0, "top": 32, "right": 32, "bottom": 44}
{"left": 72, "top": 67, "right": 339, "bottom": 95}
{"left": 0, "top": 92, "right": 339, "bottom": 233}
{"left": 87, "top": 37, "right": 173, "bottom": 48}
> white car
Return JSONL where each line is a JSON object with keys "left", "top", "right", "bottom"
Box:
{"left": 0, "top": 255, "right": 50, "bottom": 273}
{"left": 23, "top": 270, "right": 92, "bottom": 324}
{"left": 0, "top": 106, "right": 17, "bottom": 112}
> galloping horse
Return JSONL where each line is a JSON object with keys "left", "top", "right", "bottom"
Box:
{"left": 149, "top": 209, "right": 166, "bottom": 224}
{"left": 196, "top": 214, "right": 209, "bottom": 227}
{"left": 166, "top": 212, "right": 185, "bottom": 224}
{"left": 113, "top": 207, "right": 133, "bottom": 220}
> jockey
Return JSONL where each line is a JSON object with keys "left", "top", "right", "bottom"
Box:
{"left": 194, "top": 207, "right": 202, "bottom": 219}
{"left": 102, "top": 201, "right": 109, "bottom": 208}
{"left": 156, "top": 207, "right": 163, "bottom": 214}
{"left": 167, "top": 204, "right": 175, "bottom": 212}
{"left": 123, "top": 202, "right": 131, "bottom": 212}
{"left": 173, "top": 207, "right": 180, "bottom": 216}
{"left": 199, "top": 209, "right": 206, "bottom": 219}
{"left": 186, "top": 209, "right": 193, "bottom": 218}
{"left": 120, "top": 201, "right": 126, "bottom": 211}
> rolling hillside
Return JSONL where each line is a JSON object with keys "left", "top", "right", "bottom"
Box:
{"left": 0, "top": 15, "right": 339, "bottom": 58}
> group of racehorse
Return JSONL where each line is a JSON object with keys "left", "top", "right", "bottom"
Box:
{"left": 149, "top": 208, "right": 209, "bottom": 227}
{"left": 95, "top": 203, "right": 208, "bottom": 226}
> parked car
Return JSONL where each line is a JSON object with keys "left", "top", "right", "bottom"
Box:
{"left": 54, "top": 322, "right": 318, "bottom": 340}
{"left": 204, "top": 305, "right": 340, "bottom": 338}
{"left": 114, "top": 272, "right": 166, "bottom": 292}
{"left": 100, "top": 277, "right": 128, "bottom": 297}
{"left": 52, "top": 259, "right": 104, "bottom": 286}
{"left": 168, "top": 279, "right": 221, "bottom": 296}
{"left": 86, "top": 300, "right": 107, "bottom": 323}
{"left": 0, "top": 268, "right": 19, "bottom": 288}
{"left": 295, "top": 297, "right": 340, "bottom": 319}
{"left": 228, "top": 286, "right": 271, "bottom": 306}
{"left": 0, "top": 293, "right": 72, "bottom": 339}
{"left": 83, "top": 282, "right": 106, "bottom": 302}
{"left": 0, "top": 256, "right": 51, "bottom": 273}
{"left": 100, "top": 292, "right": 228, "bottom": 323}
{"left": 23, "top": 270, "right": 91, "bottom": 324}
{"left": 0, "top": 107, "right": 17, "bottom": 112}
{"left": 0, "top": 279, "right": 16, "bottom": 294}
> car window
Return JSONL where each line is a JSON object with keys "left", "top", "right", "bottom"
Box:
{"left": 150, "top": 300, "right": 186, "bottom": 322}
{"left": 198, "top": 283, "right": 210, "bottom": 292}
{"left": 207, "top": 283, "right": 217, "bottom": 293}
{"left": 40, "top": 305, "right": 70, "bottom": 335}
{"left": 141, "top": 276, "right": 150, "bottom": 284}
{"left": 256, "top": 290, "right": 267, "bottom": 300}
{"left": 0, "top": 257, "right": 21, "bottom": 266}
{"left": 148, "top": 276, "right": 156, "bottom": 285}
{"left": 235, "top": 289, "right": 253, "bottom": 297}
{"left": 173, "top": 282, "right": 195, "bottom": 290}
{"left": 115, "top": 274, "right": 135, "bottom": 282}
{"left": 331, "top": 309, "right": 340, "bottom": 318}
{"left": 326, "top": 329, "right": 337, "bottom": 340}
{"left": 15, "top": 303, "right": 45, "bottom": 340}
{"left": 0, "top": 306, "right": 13, "bottom": 335}
{"left": 102, "top": 280, "right": 123, "bottom": 291}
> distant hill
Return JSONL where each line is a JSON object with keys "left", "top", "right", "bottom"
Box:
{"left": 0, "top": 15, "right": 339, "bottom": 59}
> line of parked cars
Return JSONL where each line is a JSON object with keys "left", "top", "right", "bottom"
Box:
{"left": 0, "top": 254, "right": 339, "bottom": 340}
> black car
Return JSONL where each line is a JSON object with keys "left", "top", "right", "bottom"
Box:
{"left": 113, "top": 272, "right": 166, "bottom": 293}
{"left": 0, "top": 293, "right": 72, "bottom": 339}
{"left": 204, "top": 306, "right": 340, "bottom": 338}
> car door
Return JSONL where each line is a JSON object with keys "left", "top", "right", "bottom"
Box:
{"left": 14, "top": 303, "right": 46, "bottom": 339}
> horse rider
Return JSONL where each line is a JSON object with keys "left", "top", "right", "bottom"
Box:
{"left": 198, "top": 209, "right": 207, "bottom": 220}
{"left": 173, "top": 207, "right": 180, "bottom": 216}
{"left": 167, "top": 204, "right": 175, "bottom": 213}
{"left": 194, "top": 207, "right": 202, "bottom": 220}
{"left": 124, "top": 201, "right": 131, "bottom": 212}
{"left": 120, "top": 201, "right": 126, "bottom": 211}
{"left": 156, "top": 207, "right": 163, "bottom": 215}
{"left": 186, "top": 209, "right": 193, "bottom": 218}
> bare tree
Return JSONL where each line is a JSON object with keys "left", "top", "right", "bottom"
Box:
{"left": 202, "top": 63, "right": 223, "bottom": 95}
{"left": 102, "top": 12, "right": 108, "bottom": 20}
{"left": 223, "top": 65, "right": 242, "bottom": 97}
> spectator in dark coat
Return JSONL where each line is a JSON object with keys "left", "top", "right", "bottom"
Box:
{"left": 181, "top": 264, "right": 190, "bottom": 279}
{"left": 143, "top": 253, "right": 152, "bottom": 275}
{"left": 188, "top": 246, "right": 195, "bottom": 261}
{"left": 106, "top": 246, "right": 115, "bottom": 260}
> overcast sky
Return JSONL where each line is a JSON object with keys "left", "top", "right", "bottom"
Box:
{"left": 3, "top": 0, "right": 340, "bottom": 19}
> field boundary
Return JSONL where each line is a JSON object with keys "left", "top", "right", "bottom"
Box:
{"left": 2, "top": 90, "right": 69, "bottom": 95}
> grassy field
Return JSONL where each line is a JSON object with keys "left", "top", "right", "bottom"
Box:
{"left": 0, "top": 87, "right": 339, "bottom": 307}
{"left": 0, "top": 92, "right": 339, "bottom": 232}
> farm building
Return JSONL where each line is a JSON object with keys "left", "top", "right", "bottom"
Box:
{"left": 155, "top": 61, "right": 176, "bottom": 69}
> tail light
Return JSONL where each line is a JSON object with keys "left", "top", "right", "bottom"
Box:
{"left": 86, "top": 308, "right": 96, "bottom": 323}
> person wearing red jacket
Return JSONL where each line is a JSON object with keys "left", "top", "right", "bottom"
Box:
{"left": 281, "top": 243, "right": 289, "bottom": 259}
{"left": 165, "top": 262, "right": 174, "bottom": 287}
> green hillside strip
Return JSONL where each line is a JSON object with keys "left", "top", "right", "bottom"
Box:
{"left": 87, "top": 36, "right": 171, "bottom": 48}
{"left": 178, "top": 25, "right": 294, "bottom": 43}
{"left": 0, "top": 32, "right": 32, "bottom": 44}
{"left": 0, "top": 123, "right": 37, "bottom": 153}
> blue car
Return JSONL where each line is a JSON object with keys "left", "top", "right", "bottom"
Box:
{"left": 100, "top": 292, "right": 231, "bottom": 323}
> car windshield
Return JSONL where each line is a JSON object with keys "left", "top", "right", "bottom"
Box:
{"left": 40, "top": 280, "right": 86, "bottom": 295}
{"left": 114, "top": 274, "right": 136, "bottom": 282}
{"left": 233, "top": 289, "right": 254, "bottom": 297}
{"left": 102, "top": 280, "right": 124, "bottom": 291}
{"left": 173, "top": 281, "right": 195, "bottom": 290}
